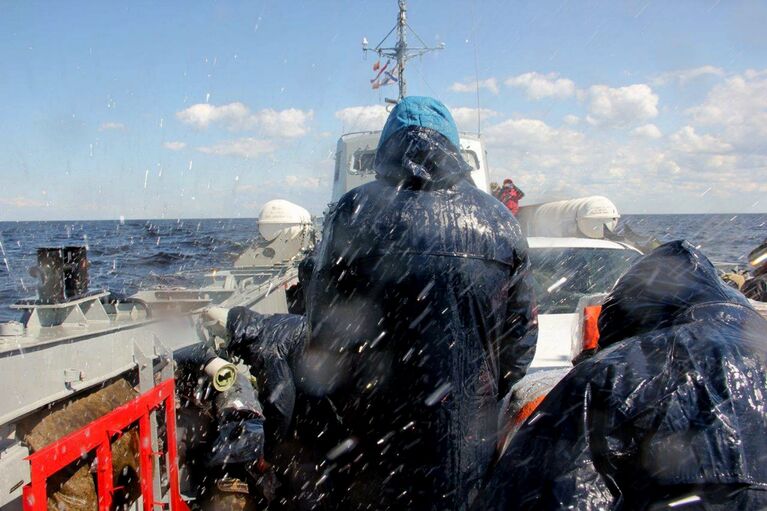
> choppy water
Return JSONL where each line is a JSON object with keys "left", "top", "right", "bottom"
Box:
{"left": 622, "top": 214, "right": 767, "bottom": 263}
{"left": 0, "top": 219, "right": 256, "bottom": 322}
{"left": 1, "top": 214, "right": 766, "bottom": 322}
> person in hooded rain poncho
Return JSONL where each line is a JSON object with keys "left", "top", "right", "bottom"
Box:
{"left": 299, "top": 96, "right": 538, "bottom": 509}
{"left": 477, "top": 240, "right": 767, "bottom": 511}
{"left": 225, "top": 309, "right": 308, "bottom": 447}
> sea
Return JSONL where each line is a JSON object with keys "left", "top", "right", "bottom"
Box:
{"left": 1, "top": 214, "right": 766, "bottom": 322}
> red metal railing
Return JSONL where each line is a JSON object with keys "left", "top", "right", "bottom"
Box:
{"left": 23, "top": 378, "right": 190, "bottom": 511}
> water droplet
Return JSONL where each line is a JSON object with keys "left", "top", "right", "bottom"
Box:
{"left": 425, "top": 382, "right": 452, "bottom": 406}
{"left": 326, "top": 437, "right": 357, "bottom": 460}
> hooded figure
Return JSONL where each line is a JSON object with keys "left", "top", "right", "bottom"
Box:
{"left": 225, "top": 308, "right": 333, "bottom": 510}
{"left": 226, "top": 308, "right": 308, "bottom": 447}
{"left": 478, "top": 240, "right": 767, "bottom": 510}
{"left": 498, "top": 178, "right": 524, "bottom": 215}
{"left": 301, "top": 97, "right": 538, "bottom": 509}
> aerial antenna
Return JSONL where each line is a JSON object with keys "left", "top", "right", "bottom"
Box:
{"left": 472, "top": 1, "right": 482, "bottom": 136}
{"left": 363, "top": 0, "right": 444, "bottom": 102}
{"left": 473, "top": 42, "right": 482, "bottom": 136}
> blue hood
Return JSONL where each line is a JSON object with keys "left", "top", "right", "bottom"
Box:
{"left": 378, "top": 96, "right": 461, "bottom": 150}
{"left": 374, "top": 97, "right": 472, "bottom": 189}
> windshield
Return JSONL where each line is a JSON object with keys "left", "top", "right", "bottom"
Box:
{"left": 530, "top": 247, "right": 640, "bottom": 314}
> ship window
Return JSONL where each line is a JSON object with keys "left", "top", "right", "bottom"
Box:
{"left": 461, "top": 150, "right": 480, "bottom": 170}
{"left": 351, "top": 150, "right": 376, "bottom": 174}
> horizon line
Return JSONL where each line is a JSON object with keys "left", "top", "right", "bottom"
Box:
{"left": 2, "top": 211, "right": 767, "bottom": 223}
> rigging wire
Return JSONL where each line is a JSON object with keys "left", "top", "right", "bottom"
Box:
{"left": 472, "top": 0, "right": 482, "bottom": 136}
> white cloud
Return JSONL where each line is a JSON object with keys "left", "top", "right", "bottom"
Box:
{"left": 285, "top": 175, "right": 322, "bottom": 188}
{"left": 163, "top": 141, "right": 187, "bottom": 151}
{"left": 449, "top": 78, "right": 500, "bottom": 95}
{"left": 0, "top": 196, "right": 48, "bottom": 208}
{"left": 197, "top": 137, "right": 276, "bottom": 158}
{"left": 563, "top": 115, "right": 580, "bottom": 126}
{"left": 505, "top": 72, "right": 576, "bottom": 100}
{"left": 251, "top": 108, "right": 314, "bottom": 138}
{"left": 471, "top": 69, "right": 767, "bottom": 210}
{"left": 585, "top": 83, "right": 659, "bottom": 126}
{"left": 644, "top": 68, "right": 767, "bottom": 196}
{"left": 669, "top": 126, "right": 732, "bottom": 154}
{"left": 335, "top": 105, "right": 389, "bottom": 131}
{"left": 652, "top": 65, "right": 725, "bottom": 86}
{"left": 334, "top": 104, "right": 499, "bottom": 134}
{"left": 177, "top": 102, "right": 250, "bottom": 129}
{"left": 484, "top": 118, "right": 584, "bottom": 149}
{"left": 685, "top": 69, "right": 767, "bottom": 149}
{"left": 176, "top": 102, "right": 313, "bottom": 138}
{"left": 608, "top": 167, "right": 627, "bottom": 178}
{"left": 479, "top": 115, "right": 711, "bottom": 207}
{"left": 483, "top": 118, "right": 589, "bottom": 172}
{"left": 632, "top": 124, "right": 662, "bottom": 139}
{"left": 99, "top": 122, "right": 125, "bottom": 131}
{"left": 449, "top": 107, "right": 500, "bottom": 131}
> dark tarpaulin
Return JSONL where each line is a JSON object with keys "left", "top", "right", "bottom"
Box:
{"left": 226, "top": 308, "right": 337, "bottom": 510}
{"left": 208, "top": 372, "right": 265, "bottom": 468}
{"left": 302, "top": 97, "right": 538, "bottom": 509}
{"left": 478, "top": 240, "right": 767, "bottom": 510}
{"left": 227, "top": 307, "right": 308, "bottom": 446}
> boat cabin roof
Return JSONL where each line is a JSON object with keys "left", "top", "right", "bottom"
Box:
{"left": 331, "top": 130, "right": 490, "bottom": 203}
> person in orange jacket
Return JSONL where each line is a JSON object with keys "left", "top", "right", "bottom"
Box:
{"left": 498, "top": 178, "right": 525, "bottom": 215}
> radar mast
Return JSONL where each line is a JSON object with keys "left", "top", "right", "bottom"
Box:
{"left": 363, "top": 0, "right": 444, "bottom": 101}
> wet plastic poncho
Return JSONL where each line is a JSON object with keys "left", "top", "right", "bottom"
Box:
{"left": 208, "top": 372, "right": 265, "bottom": 468}
{"left": 303, "top": 97, "right": 538, "bottom": 509}
{"left": 226, "top": 307, "right": 308, "bottom": 446}
{"left": 478, "top": 240, "right": 767, "bottom": 510}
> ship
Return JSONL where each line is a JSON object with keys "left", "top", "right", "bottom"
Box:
{"left": 3, "top": 1, "right": 759, "bottom": 509}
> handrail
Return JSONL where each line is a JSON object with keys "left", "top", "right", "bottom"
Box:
{"left": 22, "top": 378, "right": 189, "bottom": 511}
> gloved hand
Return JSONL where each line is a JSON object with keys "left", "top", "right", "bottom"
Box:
{"left": 203, "top": 306, "right": 230, "bottom": 340}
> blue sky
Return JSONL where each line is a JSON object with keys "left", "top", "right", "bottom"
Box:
{"left": 1, "top": 0, "right": 767, "bottom": 220}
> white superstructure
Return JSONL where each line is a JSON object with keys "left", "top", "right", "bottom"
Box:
{"left": 517, "top": 196, "right": 620, "bottom": 239}
{"left": 258, "top": 199, "right": 312, "bottom": 241}
{"left": 331, "top": 131, "right": 490, "bottom": 203}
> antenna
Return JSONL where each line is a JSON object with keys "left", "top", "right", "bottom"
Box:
{"left": 471, "top": 0, "right": 481, "bottom": 136}
{"left": 363, "top": 0, "right": 444, "bottom": 102}
{"left": 474, "top": 41, "right": 481, "bottom": 136}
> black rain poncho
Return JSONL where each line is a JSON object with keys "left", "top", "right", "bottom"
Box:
{"left": 478, "top": 240, "right": 767, "bottom": 510}
{"left": 302, "top": 97, "right": 537, "bottom": 509}
{"left": 226, "top": 307, "right": 308, "bottom": 446}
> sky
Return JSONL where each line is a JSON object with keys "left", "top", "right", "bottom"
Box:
{"left": 1, "top": 0, "right": 767, "bottom": 220}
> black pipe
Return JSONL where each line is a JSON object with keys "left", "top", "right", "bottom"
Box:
{"left": 31, "top": 248, "right": 65, "bottom": 304}
{"left": 30, "top": 246, "right": 90, "bottom": 303}
{"left": 63, "top": 246, "right": 89, "bottom": 299}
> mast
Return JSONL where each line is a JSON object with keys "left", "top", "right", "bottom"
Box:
{"left": 397, "top": 0, "right": 407, "bottom": 99}
{"left": 363, "top": 0, "right": 444, "bottom": 102}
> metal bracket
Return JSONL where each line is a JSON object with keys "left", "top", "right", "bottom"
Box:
{"left": 133, "top": 341, "right": 164, "bottom": 504}
{"left": 63, "top": 368, "right": 85, "bottom": 390}
{"left": 154, "top": 336, "right": 175, "bottom": 382}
